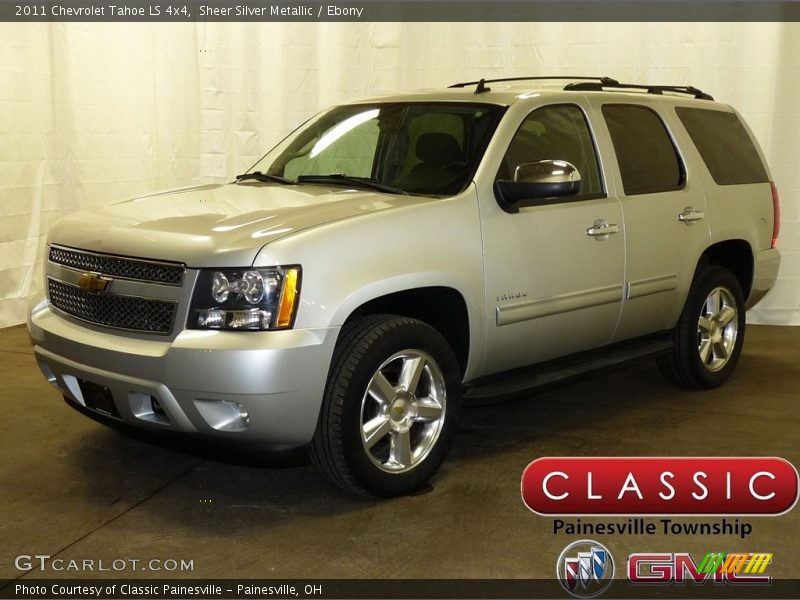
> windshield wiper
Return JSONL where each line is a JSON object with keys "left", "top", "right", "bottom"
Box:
{"left": 235, "top": 171, "right": 293, "bottom": 184}
{"left": 296, "top": 174, "right": 409, "bottom": 196}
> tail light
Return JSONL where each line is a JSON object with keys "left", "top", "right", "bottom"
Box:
{"left": 770, "top": 182, "right": 780, "bottom": 248}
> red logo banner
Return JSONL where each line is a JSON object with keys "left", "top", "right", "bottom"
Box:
{"left": 521, "top": 457, "right": 799, "bottom": 515}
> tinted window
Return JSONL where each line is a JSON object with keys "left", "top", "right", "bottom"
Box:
{"left": 675, "top": 107, "right": 768, "bottom": 185}
{"left": 497, "top": 104, "right": 603, "bottom": 197}
{"left": 602, "top": 105, "right": 684, "bottom": 195}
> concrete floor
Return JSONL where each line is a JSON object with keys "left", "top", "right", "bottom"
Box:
{"left": 1, "top": 324, "right": 798, "bottom": 584}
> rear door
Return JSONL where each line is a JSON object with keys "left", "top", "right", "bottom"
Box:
{"left": 589, "top": 101, "right": 711, "bottom": 341}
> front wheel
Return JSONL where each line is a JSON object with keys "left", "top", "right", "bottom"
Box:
{"left": 658, "top": 266, "right": 746, "bottom": 389}
{"left": 310, "top": 315, "right": 461, "bottom": 497}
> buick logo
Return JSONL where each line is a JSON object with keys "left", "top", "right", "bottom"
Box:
{"left": 556, "top": 539, "right": 615, "bottom": 598}
{"left": 78, "top": 272, "right": 112, "bottom": 294}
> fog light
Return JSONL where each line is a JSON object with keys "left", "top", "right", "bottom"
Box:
{"left": 193, "top": 398, "right": 250, "bottom": 432}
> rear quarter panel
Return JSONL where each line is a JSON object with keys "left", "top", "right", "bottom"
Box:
{"left": 672, "top": 103, "right": 775, "bottom": 255}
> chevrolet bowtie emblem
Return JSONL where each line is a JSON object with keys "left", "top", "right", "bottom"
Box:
{"left": 78, "top": 272, "right": 112, "bottom": 293}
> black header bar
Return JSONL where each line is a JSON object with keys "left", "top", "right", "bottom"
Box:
{"left": 4, "top": 579, "right": 800, "bottom": 600}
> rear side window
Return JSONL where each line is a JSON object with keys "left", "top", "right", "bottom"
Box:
{"left": 675, "top": 107, "right": 768, "bottom": 185}
{"left": 602, "top": 105, "right": 685, "bottom": 195}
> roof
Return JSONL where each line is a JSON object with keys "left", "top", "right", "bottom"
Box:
{"left": 352, "top": 76, "right": 722, "bottom": 108}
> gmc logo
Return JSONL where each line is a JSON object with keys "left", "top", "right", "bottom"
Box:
{"left": 628, "top": 552, "right": 772, "bottom": 585}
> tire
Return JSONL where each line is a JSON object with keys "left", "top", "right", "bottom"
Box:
{"left": 658, "top": 266, "right": 746, "bottom": 389}
{"left": 310, "top": 315, "right": 461, "bottom": 497}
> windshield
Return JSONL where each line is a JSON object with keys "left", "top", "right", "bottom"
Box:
{"left": 248, "top": 102, "right": 505, "bottom": 196}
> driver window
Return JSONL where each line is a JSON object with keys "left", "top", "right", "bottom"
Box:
{"left": 497, "top": 104, "right": 603, "bottom": 197}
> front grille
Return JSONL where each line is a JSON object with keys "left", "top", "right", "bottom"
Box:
{"left": 48, "top": 279, "right": 177, "bottom": 334}
{"left": 49, "top": 246, "right": 185, "bottom": 285}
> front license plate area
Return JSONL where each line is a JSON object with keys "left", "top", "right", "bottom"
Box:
{"left": 78, "top": 379, "right": 120, "bottom": 418}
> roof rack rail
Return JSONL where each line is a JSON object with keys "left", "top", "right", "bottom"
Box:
{"left": 449, "top": 76, "right": 618, "bottom": 89}
{"left": 564, "top": 80, "right": 714, "bottom": 101}
{"left": 448, "top": 76, "right": 714, "bottom": 101}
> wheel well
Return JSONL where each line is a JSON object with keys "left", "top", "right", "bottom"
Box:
{"left": 345, "top": 287, "right": 470, "bottom": 375}
{"left": 699, "top": 240, "right": 753, "bottom": 298}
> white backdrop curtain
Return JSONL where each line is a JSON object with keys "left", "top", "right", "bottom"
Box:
{"left": 1, "top": 22, "right": 798, "bottom": 327}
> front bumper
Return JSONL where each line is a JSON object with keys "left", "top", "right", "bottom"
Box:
{"left": 28, "top": 296, "right": 339, "bottom": 447}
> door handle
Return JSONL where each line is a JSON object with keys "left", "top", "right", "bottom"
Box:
{"left": 586, "top": 220, "right": 620, "bottom": 238}
{"left": 678, "top": 207, "right": 705, "bottom": 224}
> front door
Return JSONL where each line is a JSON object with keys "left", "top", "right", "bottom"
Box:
{"left": 478, "top": 103, "right": 625, "bottom": 376}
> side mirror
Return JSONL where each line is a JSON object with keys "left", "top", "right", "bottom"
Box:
{"left": 495, "top": 160, "right": 582, "bottom": 213}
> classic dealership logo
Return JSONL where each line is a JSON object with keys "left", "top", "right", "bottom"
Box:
{"left": 78, "top": 272, "right": 112, "bottom": 294}
{"left": 556, "top": 539, "right": 615, "bottom": 598}
{"left": 628, "top": 551, "right": 772, "bottom": 584}
{"left": 522, "top": 457, "right": 800, "bottom": 515}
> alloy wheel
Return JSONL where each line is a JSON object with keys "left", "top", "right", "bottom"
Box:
{"left": 359, "top": 350, "right": 447, "bottom": 473}
{"left": 697, "top": 286, "right": 739, "bottom": 372}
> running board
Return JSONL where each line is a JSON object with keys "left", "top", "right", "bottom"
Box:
{"left": 463, "top": 335, "right": 673, "bottom": 401}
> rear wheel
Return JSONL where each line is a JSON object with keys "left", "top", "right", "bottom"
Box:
{"left": 658, "top": 266, "right": 746, "bottom": 389}
{"left": 310, "top": 315, "right": 461, "bottom": 497}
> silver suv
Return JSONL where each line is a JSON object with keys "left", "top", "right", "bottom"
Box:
{"left": 28, "top": 76, "right": 780, "bottom": 496}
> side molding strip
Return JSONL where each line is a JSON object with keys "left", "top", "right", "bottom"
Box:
{"left": 627, "top": 273, "right": 678, "bottom": 300}
{"left": 496, "top": 284, "right": 623, "bottom": 326}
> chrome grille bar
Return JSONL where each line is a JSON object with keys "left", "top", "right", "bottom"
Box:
{"left": 49, "top": 245, "right": 185, "bottom": 286}
{"left": 48, "top": 278, "right": 177, "bottom": 334}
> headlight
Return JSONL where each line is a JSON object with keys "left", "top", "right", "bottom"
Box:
{"left": 189, "top": 266, "right": 301, "bottom": 331}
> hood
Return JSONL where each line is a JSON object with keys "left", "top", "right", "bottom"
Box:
{"left": 48, "top": 182, "right": 429, "bottom": 267}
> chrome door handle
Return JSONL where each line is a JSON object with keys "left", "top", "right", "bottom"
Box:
{"left": 586, "top": 220, "right": 620, "bottom": 238}
{"left": 678, "top": 207, "right": 705, "bottom": 224}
